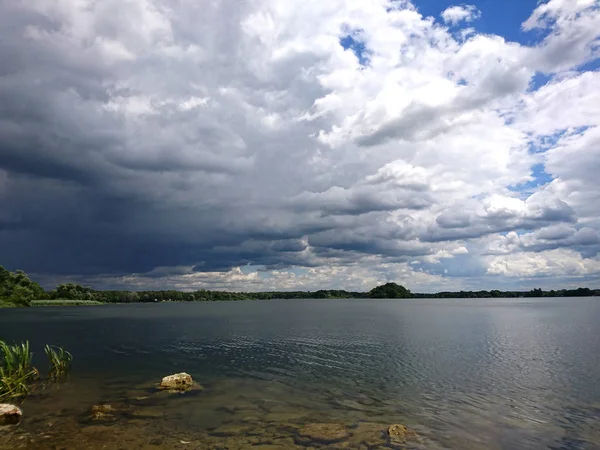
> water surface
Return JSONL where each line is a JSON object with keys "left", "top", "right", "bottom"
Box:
{"left": 1, "top": 298, "right": 599, "bottom": 449}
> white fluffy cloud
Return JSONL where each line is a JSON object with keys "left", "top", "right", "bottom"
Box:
{"left": 0, "top": 0, "right": 599, "bottom": 292}
{"left": 522, "top": 0, "right": 600, "bottom": 71}
{"left": 441, "top": 5, "right": 481, "bottom": 25}
{"left": 487, "top": 248, "right": 600, "bottom": 278}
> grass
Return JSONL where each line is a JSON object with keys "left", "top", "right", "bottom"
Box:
{"left": 0, "top": 341, "right": 38, "bottom": 400}
{"left": 45, "top": 345, "right": 73, "bottom": 381}
{"left": 0, "top": 300, "right": 16, "bottom": 308}
{"left": 1, "top": 341, "right": 74, "bottom": 400}
{"left": 31, "top": 299, "right": 104, "bottom": 306}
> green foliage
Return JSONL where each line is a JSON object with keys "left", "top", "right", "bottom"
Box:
{"left": 94, "top": 288, "right": 368, "bottom": 303}
{"left": 50, "top": 282, "right": 95, "bottom": 301}
{"left": 0, "top": 341, "right": 37, "bottom": 400}
{"left": 0, "top": 266, "right": 44, "bottom": 307}
{"left": 45, "top": 345, "right": 73, "bottom": 381}
{"left": 369, "top": 282, "right": 411, "bottom": 299}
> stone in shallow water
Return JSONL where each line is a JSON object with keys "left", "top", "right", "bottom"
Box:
{"left": 91, "top": 404, "right": 114, "bottom": 420}
{"left": 297, "top": 423, "right": 351, "bottom": 444}
{"left": 0, "top": 404, "right": 22, "bottom": 425}
{"left": 388, "top": 423, "right": 418, "bottom": 443}
{"left": 160, "top": 372, "right": 194, "bottom": 390}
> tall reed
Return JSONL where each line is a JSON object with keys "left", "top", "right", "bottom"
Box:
{"left": 0, "top": 341, "right": 37, "bottom": 400}
{"left": 44, "top": 345, "right": 73, "bottom": 380}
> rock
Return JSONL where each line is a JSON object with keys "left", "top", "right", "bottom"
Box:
{"left": 297, "top": 423, "right": 350, "bottom": 444}
{"left": 92, "top": 404, "right": 112, "bottom": 414}
{"left": 160, "top": 372, "right": 194, "bottom": 391}
{"left": 91, "top": 404, "right": 113, "bottom": 420}
{"left": 0, "top": 404, "right": 22, "bottom": 425}
{"left": 387, "top": 424, "right": 418, "bottom": 442}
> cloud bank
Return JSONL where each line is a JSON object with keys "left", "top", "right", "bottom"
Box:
{"left": 0, "top": 0, "right": 599, "bottom": 292}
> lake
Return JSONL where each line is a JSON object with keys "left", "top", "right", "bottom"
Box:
{"left": 1, "top": 298, "right": 599, "bottom": 449}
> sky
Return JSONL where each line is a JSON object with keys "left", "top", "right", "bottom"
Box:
{"left": 0, "top": 0, "right": 599, "bottom": 293}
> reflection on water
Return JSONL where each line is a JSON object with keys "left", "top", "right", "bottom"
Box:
{"left": 1, "top": 298, "right": 599, "bottom": 449}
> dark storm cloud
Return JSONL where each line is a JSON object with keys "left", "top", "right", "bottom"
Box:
{"left": 0, "top": 0, "right": 599, "bottom": 291}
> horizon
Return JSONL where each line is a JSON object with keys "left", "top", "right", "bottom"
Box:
{"left": 1, "top": 0, "right": 599, "bottom": 293}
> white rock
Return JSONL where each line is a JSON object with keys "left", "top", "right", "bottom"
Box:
{"left": 160, "top": 372, "right": 193, "bottom": 390}
{"left": 0, "top": 404, "right": 22, "bottom": 425}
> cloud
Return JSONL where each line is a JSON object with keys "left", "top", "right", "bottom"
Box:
{"left": 0, "top": 0, "right": 599, "bottom": 291}
{"left": 33, "top": 259, "right": 461, "bottom": 294}
{"left": 487, "top": 248, "right": 600, "bottom": 278}
{"left": 522, "top": 0, "right": 600, "bottom": 72}
{"left": 440, "top": 5, "right": 481, "bottom": 25}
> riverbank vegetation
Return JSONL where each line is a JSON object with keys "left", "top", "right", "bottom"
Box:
{"left": 1, "top": 266, "right": 598, "bottom": 307}
{"left": 31, "top": 299, "right": 104, "bottom": 307}
{"left": 0, "top": 266, "right": 44, "bottom": 307}
{"left": 0, "top": 340, "right": 72, "bottom": 401}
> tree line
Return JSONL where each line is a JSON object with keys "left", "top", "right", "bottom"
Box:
{"left": 411, "top": 287, "right": 598, "bottom": 298}
{"left": 1, "top": 266, "right": 598, "bottom": 307}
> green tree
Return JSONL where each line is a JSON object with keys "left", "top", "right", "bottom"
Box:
{"left": 53, "top": 282, "right": 93, "bottom": 300}
{"left": 0, "top": 267, "right": 44, "bottom": 306}
{"left": 7, "top": 285, "right": 34, "bottom": 306}
{"left": 368, "top": 282, "right": 411, "bottom": 299}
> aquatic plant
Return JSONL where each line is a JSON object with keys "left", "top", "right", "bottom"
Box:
{"left": 0, "top": 340, "right": 37, "bottom": 400}
{"left": 45, "top": 345, "right": 73, "bottom": 380}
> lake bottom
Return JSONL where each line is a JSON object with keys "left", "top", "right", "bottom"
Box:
{"left": 2, "top": 374, "right": 600, "bottom": 450}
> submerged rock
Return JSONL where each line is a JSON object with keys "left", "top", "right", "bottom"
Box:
{"left": 388, "top": 424, "right": 418, "bottom": 443}
{"left": 160, "top": 372, "right": 194, "bottom": 391}
{"left": 297, "top": 423, "right": 350, "bottom": 444}
{"left": 0, "top": 404, "right": 22, "bottom": 425}
{"left": 91, "top": 404, "right": 113, "bottom": 420}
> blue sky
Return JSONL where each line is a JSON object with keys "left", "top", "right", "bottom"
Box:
{"left": 341, "top": 1, "right": 546, "bottom": 67}
{"left": 416, "top": 0, "right": 541, "bottom": 42}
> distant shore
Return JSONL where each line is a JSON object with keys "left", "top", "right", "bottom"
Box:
{"left": 30, "top": 299, "right": 105, "bottom": 307}
{"left": 2, "top": 265, "right": 599, "bottom": 308}
{"left": 3, "top": 291, "right": 599, "bottom": 309}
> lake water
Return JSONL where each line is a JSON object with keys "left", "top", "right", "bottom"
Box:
{"left": 1, "top": 298, "right": 599, "bottom": 449}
